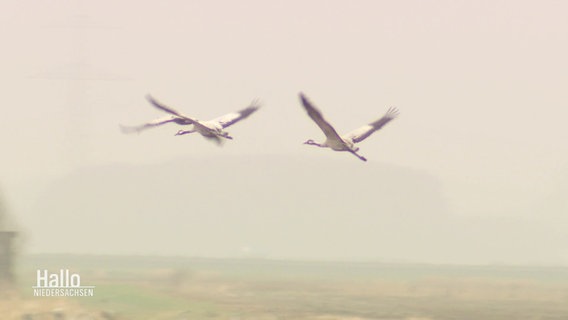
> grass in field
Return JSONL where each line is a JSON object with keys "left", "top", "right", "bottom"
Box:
{"left": 82, "top": 283, "right": 227, "bottom": 319}
{"left": 7, "top": 255, "right": 568, "bottom": 319}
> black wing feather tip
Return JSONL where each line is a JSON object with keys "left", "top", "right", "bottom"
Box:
{"left": 386, "top": 107, "right": 400, "bottom": 118}
{"left": 250, "top": 98, "right": 262, "bottom": 108}
{"left": 145, "top": 94, "right": 156, "bottom": 104}
{"left": 299, "top": 92, "right": 310, "bottom": 105}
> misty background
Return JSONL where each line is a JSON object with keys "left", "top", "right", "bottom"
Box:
{"left": 0, "top": 0, "right": 567, "bottom": 265}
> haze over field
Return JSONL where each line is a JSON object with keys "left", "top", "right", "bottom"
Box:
{"left": 1, "top": 0, "right": 567, "bottom": 264}
{"left": 18, "top": 156, "right": 568, "bottom": 265}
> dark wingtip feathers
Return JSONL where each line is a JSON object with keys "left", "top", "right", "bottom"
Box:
{"left": 386, "top": 107, "right": 400, "bottom": 119}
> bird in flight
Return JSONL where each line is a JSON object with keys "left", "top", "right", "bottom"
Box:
{"left": 299, "top": 92, "right": 399, "bottom": 162}
{"left": 145, "top": 95, "right": 260, "bottom": 145}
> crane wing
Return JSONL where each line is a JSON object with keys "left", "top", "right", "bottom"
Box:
{"left": 212, "top": 100, "right": 261, "bottom": 128}
{"left": 299, "top": 93, "right": 343, "bottom": 142}
{"left": 146, "top": 95, "right": 211, "bottom": 132}
{"left": 343, "top": 107, "right": 399, "bottom": 143}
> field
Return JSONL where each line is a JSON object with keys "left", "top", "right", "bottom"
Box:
{"left": 2, "top": 255, "right": 568, "bottom": 319}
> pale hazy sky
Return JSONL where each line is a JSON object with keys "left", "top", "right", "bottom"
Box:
{"left": 1, "top": 1, "right": 567, "bottom": 262}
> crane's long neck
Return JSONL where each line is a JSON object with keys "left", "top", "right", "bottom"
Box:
{"left": 305, "top": 140, "right": 326, "bottom": 147}
{"left": 175, "top": 129, "right": 195, "bottom": 136}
